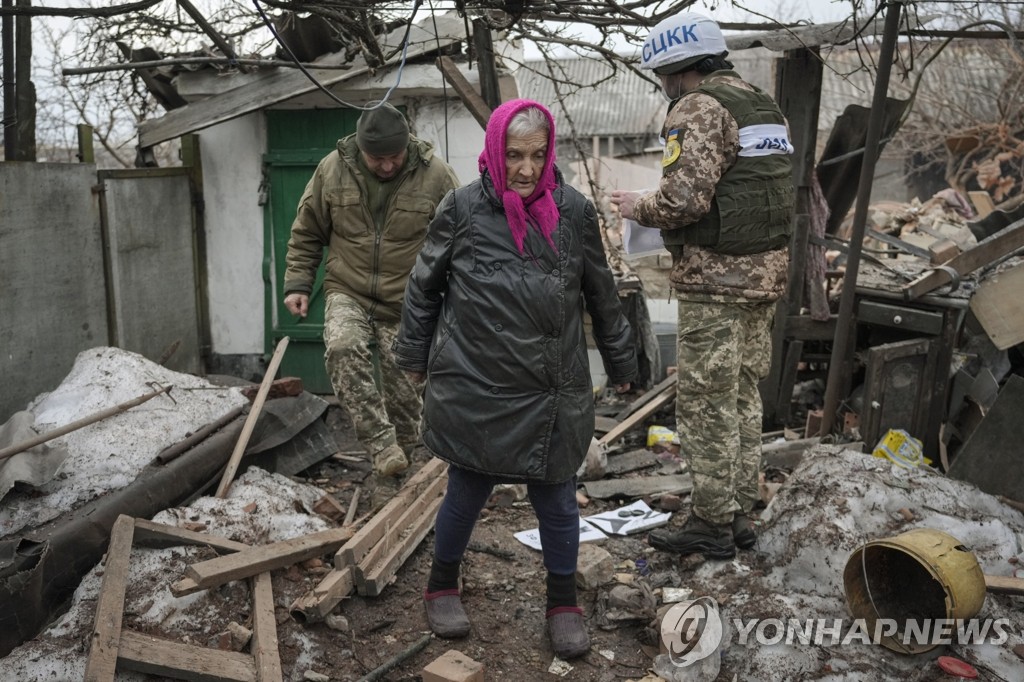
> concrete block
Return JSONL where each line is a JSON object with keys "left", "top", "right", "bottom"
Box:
{"left": 422, "top": 649, "right": 484, "bottom": 682}
{"left": 576, "top": 543, "right": 613, "bottom": 590}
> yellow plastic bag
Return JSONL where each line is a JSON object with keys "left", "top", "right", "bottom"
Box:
{"left": 647, "top": 425, "right": 679, "bottom": 447}
{"left": 872, "top": 429, "right": 932, "bottom": 468}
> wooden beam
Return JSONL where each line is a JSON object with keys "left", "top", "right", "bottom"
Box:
{"left": 288, "top": 566, "right": 355, "bottom": 623}
{"left": 338, "top": 457, "right": 447, "bottom": 568}
{"left": 354, "top": 473, "right": 447, "bottom": 595}
{"left": 471, "top": 17, "right": 502, "bottom": 109}
{"left": 84, "top": 515, "right": 136, "bottom": 682}
{"left": 132, "top": 518, "right": 249, "bottom": 554}
{"left": 250, "top": 572, "right": 282, "bottom": 682}
{"left": 984, "top": 574, "right": 1024, "bottom": 596}
{"left": 138, "top": 15, "right": 465, "bottom": 147}
{"left": 184, "top": 526, "right": 354, "bottom": 591}
{"left": 175, "top": 0, "right": 244, "bottom": 71}
{"left": 614, "top": 374, "right": 676, "bottom": 421}
{"left": 598, "top": 384, "right": 674, "bottom": 446}
{"left": 358, "top": 495, "right": 444, "bottom": 597}
{"left": 435, "top": 55, "right": 492, "bottom": 130}
{"left": 0, "top": 384, "right": 172, "bottom": 462}
{"left": 216, "top": 336, "right": 289, "bottom": 498}
{"left": 902, "top": 217, "right": 1024, "bottom": 300}
{"left": 117, "top": 630, "right": 255, "bottom": 682}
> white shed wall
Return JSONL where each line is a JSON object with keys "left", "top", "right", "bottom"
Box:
{"left": 199, "top": 113, "right": 267, "bottom": 355}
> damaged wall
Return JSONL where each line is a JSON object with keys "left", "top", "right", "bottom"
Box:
{"left": 0, "top": 164, "right": 109, "bottom": 419}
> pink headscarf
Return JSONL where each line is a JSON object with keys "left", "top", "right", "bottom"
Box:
{"left": 478, "top": 99, "right": 560, "bottom": 254}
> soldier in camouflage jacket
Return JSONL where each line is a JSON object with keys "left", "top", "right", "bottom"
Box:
{"left": 612, "top": 11, "right": 795, "bottom": 559}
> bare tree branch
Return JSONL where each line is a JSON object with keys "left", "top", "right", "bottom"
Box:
{"left": 0, "top": 0, "right": 162, "bottom": 18}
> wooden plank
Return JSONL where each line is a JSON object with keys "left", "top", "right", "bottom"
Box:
{"left": 0, "top": 385, "right": 171, "bottom": 462}
{"left": 117, "top": 630, "right": 255, "bottom": 682}
{"left": 216, "top": 336, "right": 290, "bottom": 498}
{"left": 614, "top": 374, "right": 676, "bottom": 421}
{"left": 354, "top": 473, "right": 447, "bottom": 593}
{"left": 84, "top": 514, "right": 136, "bottom": 682}
{"left": 593, "top": 415, "right": 619, "bottom": 434}
{"left": 582, "top": 474, "right": 692, "bottom": 500}
{"left": 138, "top": 15, "right": 465, "bottom": 147}
{"left": 338, "top": 457, "right": 446, "bottom": 567}
{"left": 605, "top": 448, "right": 657, "bottom": 475}
{"left": 358, "top": 495, "right": 444, "bottom": 597}
{"left": 984, "top": 574, "right": 1024, "bottom": 596}
{"left": 133, "top": 519, "right": 249, "bottom": 554}
{"left": 969, "top": 262, "right": 1024, "bottom": 350}
{"left": 598, "top": 384, "right": 674, "bottom": 447}
{"left": 435, "top": 56, "right": 492, "bottom": 129}
{"left": 903, "top": 217, "right": 1024, "bottom": 300}
{"left": 184, "top": 526, "right": 354, "bottom": 591}
{"left": 250, "top": 572, "right": 282, "bottom": 682}
{"left": 288, "top": 566, "right": 355, "bottom": 623}
{"left": 969, "top": 190, "right": 996, "bottom": 218}
{"left": 170, "top": 575, "right": 204, "bottom": 598}
{"left": 471, "top": 17, "right": 502, "bottom": 109}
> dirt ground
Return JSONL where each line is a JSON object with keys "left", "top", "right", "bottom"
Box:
{"left": 280, "top": 404, "right": 676, "bottom": 681}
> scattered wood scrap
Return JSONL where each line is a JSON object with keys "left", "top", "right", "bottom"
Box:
{"left": 289, "top": 458, "right": 448, "bottom": 622}
{"left": 902, "top": 217, "right": 1024, "bottom": 300}
{"left": 175, "top": 526, "right": 354, "bottom": 597}
{"left": 598, "top": 383, "right": 675, "bottom": 447}
{"left": 83, "top": 515, "right": 282, "bottom": 682}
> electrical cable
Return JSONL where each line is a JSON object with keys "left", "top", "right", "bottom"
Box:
{"left": 251, "top": 0, "right": 422, "bottom": 111}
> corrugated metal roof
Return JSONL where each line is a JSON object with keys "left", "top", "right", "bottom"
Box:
{"left": 516, "top": 58, "right": 664, "bottom": 138}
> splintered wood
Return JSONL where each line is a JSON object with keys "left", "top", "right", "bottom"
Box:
{"left": 83, "top": 515, "right": 282, "bottom": 682}
{"left": 290, "top": 458, "right": 448, "bottom": 621}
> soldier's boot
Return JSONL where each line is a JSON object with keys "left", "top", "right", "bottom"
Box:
{"left": 372, "top": 443, "right": 409, "bottom": 477}
{"left": 648, "top": 513, "right": 736, "bottom": 559}
{"left": 732, "top": 513, "right": 758, "bottom": 550}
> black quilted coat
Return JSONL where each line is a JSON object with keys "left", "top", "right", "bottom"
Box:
{"left": 393, "top": 171, "right": 637, "bottom": 483}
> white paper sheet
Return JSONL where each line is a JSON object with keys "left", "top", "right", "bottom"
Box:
{"left": 584, "top": 500, "right": 671, "bottom": 536}
{"left": 513, "top": 518, "right": 607, "bottom": 551}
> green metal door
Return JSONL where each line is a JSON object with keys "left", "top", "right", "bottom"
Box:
{"left": 264, "top": 108, "right": 360, "bottom": 394}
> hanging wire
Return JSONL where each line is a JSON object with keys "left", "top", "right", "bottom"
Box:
{"left": 251, "top": 0, "right": 423, "bottom": 111}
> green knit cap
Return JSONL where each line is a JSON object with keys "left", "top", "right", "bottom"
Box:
{"left": 356, "top": 102, "right": 410, "bottom": 155}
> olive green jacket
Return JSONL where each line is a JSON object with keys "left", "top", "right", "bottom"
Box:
{"left": 284, "top": 135, "right": 459, "bottom": 321}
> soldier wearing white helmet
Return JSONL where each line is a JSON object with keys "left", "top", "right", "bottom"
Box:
{"left": 611, "top": 12, "right": 795, "bottom": 560}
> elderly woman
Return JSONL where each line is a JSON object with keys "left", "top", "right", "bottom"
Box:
{"left": 392, "top": 99, "right": 637, "bottom": 659}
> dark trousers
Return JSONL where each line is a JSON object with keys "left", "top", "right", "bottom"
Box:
{"left": 433, "top": 465, "right": 580, "bottom": 575}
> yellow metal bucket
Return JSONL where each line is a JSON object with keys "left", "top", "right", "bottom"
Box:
{"left": 843, "top": 528, "right": 986, "bottom": 654}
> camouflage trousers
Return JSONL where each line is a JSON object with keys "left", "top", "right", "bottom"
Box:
{"left": 675, "top": 299, "right": 775, "bottom": 525}
{"left": 324, "top": 292, "right": 422, "bottom": 456}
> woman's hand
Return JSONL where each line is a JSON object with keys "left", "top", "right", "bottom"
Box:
{"left": 406, "top": 371, "right": 426, "bottom": 384}
{"left": 613, "top": 383, "right": 631, "bottom": 394}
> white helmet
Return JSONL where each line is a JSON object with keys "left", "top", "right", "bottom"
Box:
{"left": 641, "top": 12, "right": 727, "bottom": 75}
